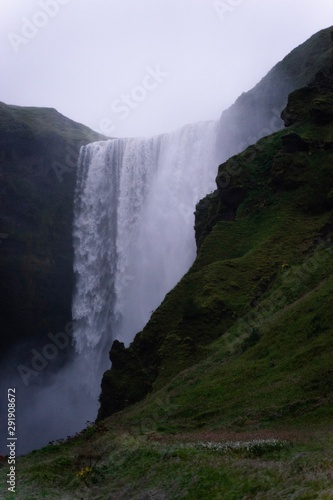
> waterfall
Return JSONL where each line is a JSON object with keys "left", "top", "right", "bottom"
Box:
{"left": 0, "top": 120, "right": 220, "bottom": 456}
{"left": 72, "top": 120, "right": 219, "bottom": 390}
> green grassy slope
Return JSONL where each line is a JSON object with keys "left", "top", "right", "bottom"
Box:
{"left": 1, "top": 427, "right": 333, "bottom": 499}
{"left": 2, "top": 243, "right": 333, "bottom": 498}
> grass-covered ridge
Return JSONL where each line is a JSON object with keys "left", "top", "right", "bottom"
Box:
{"left": 217, "top": 25, "right": 333, "bottom": 161}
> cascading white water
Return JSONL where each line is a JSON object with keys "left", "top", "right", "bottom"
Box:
{"left": 72, "top": 120, "right": 219, "bottom": 392}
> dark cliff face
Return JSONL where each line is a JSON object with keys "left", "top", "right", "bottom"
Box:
{"left": 98, "top": 40, "right": 333, "bottom": 421}
{"left": 0, "top": 102, "right": 106, "bottom": 359}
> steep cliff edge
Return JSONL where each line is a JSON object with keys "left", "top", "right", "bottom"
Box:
{"left": 98, "top": 68, "right": 333, "bottom": 423}
{"left": 217, "top": 25, "right": 333, "bottom": 161}
{"left": 0, "top": 103, "right": 106, "bottom": 359}
{"left": 98, "top": 26, "right": 333, "bottom": 422}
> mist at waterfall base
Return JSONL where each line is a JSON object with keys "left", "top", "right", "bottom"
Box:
{"left": 0, "top": 120, "right": 220, "bottom": 455}
{"left": 0, "top": 349, "right": 98, "bottom": 455}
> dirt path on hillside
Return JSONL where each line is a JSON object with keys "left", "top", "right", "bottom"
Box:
{"left": 146, "top": 428, "right": 311, "bottom": 444}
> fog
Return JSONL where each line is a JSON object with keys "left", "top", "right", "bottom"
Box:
{"left": 0, "top": 347, "right": 98, "bottom": 455}
{"left": 1, "top": 0, "right": 332, "bottom": 137}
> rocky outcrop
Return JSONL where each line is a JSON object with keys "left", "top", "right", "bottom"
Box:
{"left": 98, "top": 340, "right": 152, "bottom": 420}
{"left": 282, "top": 71, "right": 333, "bottom": 127}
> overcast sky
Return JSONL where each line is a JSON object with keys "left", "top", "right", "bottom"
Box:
{"left": 1, "top": 0, "right": 332, "bottom": 137}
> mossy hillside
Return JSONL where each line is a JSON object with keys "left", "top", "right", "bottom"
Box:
{"left": 0, "top": 102, "right": 106, "bottom": 358}
{"left": 0, "top": 102, "right": 103, "bottom": 143}
{"left": 100, "top": 189, "right": 333, "bottom": 418}
{"left": 98, "top": 71, "right": 333, "bottom": 421}
{"left": 110, "top": 234, "right": 333, "bottom": 434}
